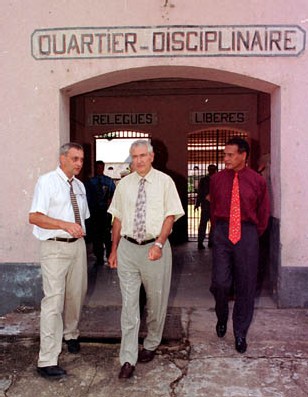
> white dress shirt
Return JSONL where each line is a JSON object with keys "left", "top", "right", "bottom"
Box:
{"left": 30, "top": 166, "right": 90, "bottom": 240}
{"left": 108, "top": 167, "right": 184, "bottom": 238}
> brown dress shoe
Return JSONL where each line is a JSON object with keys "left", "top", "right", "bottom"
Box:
{"left": 138, "top": 348, "right": 156, "bottom": 363}
{"left": 118, "top": 362, "right": 135, "bottom": 379}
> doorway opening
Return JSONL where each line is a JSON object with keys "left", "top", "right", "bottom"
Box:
{"left": 187, "top": 129, "right": 248, "bottom": 241}
{"left": 69, "top": 70, "right": 275, "bottom": 299}
{"left": 94, "top": 130, "right": 150, "bottom": 181}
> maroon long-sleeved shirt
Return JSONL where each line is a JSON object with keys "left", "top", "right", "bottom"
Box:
{"left": 210, "top": 167, "right": 270, "bottom": 236}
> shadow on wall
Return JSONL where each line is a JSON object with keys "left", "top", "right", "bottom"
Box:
{"left": 152, "top": 138, "right": 188, "bottom": 245}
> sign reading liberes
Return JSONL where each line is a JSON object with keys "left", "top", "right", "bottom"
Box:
{"left": 31, "top": 25, "right": 305, "bottom": 60}
{"left": 191, "top": 111, "right": 247, "bottom": 124}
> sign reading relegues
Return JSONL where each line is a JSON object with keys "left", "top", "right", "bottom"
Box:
{"left": 31, "top": 25, "right": 306, "bottom": 60}
{"left": 89, "top": 113, "right": 157, "bottom": 126}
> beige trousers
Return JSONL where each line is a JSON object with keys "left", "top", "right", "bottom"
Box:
{"left": 117, "top": 237, "right": 172, "bottom": 366}
{"left": 37, "top": 238, "right": 87, "bottom": 367}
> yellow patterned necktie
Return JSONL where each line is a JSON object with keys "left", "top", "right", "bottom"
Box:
{"left": 133, "top": 178, "right": 146, "bottom": 243}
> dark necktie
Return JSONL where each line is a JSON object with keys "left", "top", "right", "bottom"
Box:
{"left": 68, "top": 179, "right": 81, "bottom": 225}
{"left": 228, "top": 172, "right": 241, "bottom": 244}
{"left": 133, "top": 178, "right": 146, "bottom": 243}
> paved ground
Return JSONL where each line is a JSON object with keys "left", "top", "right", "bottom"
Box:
{"left": 1, "top": 243, "right": 307, "bottom": 396}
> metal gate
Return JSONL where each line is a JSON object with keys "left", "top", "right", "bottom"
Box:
{"left": 187, "top": 129, "right": 248, "bottom": 241}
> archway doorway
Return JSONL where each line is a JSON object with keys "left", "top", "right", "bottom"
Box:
{"left": 69, "top": 69, "right": 274, "bottom": 303}
{"left": 71, "top": 76, "right": 270, "bottom": 241}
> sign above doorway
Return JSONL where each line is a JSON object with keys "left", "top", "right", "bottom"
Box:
{"left": 31, "top": 25, "right": 306, "bottom": 60}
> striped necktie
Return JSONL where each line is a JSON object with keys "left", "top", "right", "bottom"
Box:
{"left": 133, "top": 178, "right": 146, "bottom": 243}
{"left": 68, "top": 179, "right": 81, "bottom": 225}
{"left": 228, "top": 172, "right": 241, "bottom": 244}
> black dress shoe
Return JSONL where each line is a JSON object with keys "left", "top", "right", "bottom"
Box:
{"left": 65, "top": 339, "right": 80, "bottom": 353}
{"left": 216, "top": 322, "right": 227, "bottom": 338}
{"left": 118, "top": 362, "right": 135, "bottom": 379}
{"left": 37, "top": 365, "right": 67, "bottom": 379}
{"left": 235, "top": 336, "right": 247, "bottom": 353}
{"left": 138, "top": 348, "right": 156, "bottom": 363}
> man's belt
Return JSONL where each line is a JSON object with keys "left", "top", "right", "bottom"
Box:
{"left": 123, "top": 236, "right": 155, "bottom": 245}
{"left": 47, "top": 237, "right": 78, "bottom": 243}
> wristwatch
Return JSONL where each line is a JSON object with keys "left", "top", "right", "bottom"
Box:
{"left": 154, "top": 241, "right": 163, "bottom": 249}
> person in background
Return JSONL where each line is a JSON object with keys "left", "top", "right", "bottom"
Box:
{"left": 108, "top": 139, "right": 184, "bottom": 379}
{"left": 195, "top": 164, "right": 217, "bottom": 249}
{"left": 209, "top": 137, "right": 270, "bottom": 354}
{"left": 85, "top": 161, "right": 116, "bottom": 266}
{"left": 29, "top": 142, "right": 89, "bottom": 379}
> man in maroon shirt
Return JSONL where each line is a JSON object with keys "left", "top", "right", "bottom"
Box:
{"left": 210, "top": 137, "right": 270, "bottom": 353}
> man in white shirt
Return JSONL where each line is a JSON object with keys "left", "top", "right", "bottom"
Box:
{"left": 29, "top": 142, "right": 89, "bottom": 379}
{"left": 108, "top": 139, "right": 184, "bottom": 379}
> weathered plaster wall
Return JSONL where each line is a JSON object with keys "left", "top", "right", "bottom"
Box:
{"left": 1, "top": 0, "right": 308, "bottom": 308}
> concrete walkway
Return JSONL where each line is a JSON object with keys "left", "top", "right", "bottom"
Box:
{"left": 1, "top": 243, "right": 307, "bottom": 396}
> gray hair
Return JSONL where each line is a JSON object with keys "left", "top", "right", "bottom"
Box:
{"left": 129, "top": 139, "right": 153, "bottom": 156}
{"left": 60, "top": 142, "right": 83, "bottom": 156}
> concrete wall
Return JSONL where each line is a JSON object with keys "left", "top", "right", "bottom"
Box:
{"left": 1, "top": 0, "right": 308, "bottom": 310}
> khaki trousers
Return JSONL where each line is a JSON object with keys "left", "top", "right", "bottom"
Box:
{"left": 37, "top": 238, "right": 87, "bottom": 367}
{"left": 117, "top": 237, "right": 172, "bottom": 366}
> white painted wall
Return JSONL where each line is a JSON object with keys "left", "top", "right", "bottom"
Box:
{"left": 1, "top": 0, "right": 308, "bottom": 269}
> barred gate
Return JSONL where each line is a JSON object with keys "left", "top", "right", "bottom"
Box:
{"left": 187, "top": 129, "right": 248, "bottom": 241}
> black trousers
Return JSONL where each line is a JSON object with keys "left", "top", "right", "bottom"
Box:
{"left": 198, "top": 205, "right": 210, "bottom": 244}
{"left": 210, "top": 221, "right": 259, "bottom": 338}
{"left": 91, "top": 211, "right": 112, "bottom": 263}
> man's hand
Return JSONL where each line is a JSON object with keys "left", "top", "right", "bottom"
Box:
{"left": 108, "top": 250, "right": 118, "bottom": 268}
{"left": 148, "top": 245, "right": 162, "bottom": 261}
{"left": 29, "top": 212, "right": 85, "bottom": 238}
{"left": 62, "top": 221, "right": 85, "bottom": 239}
